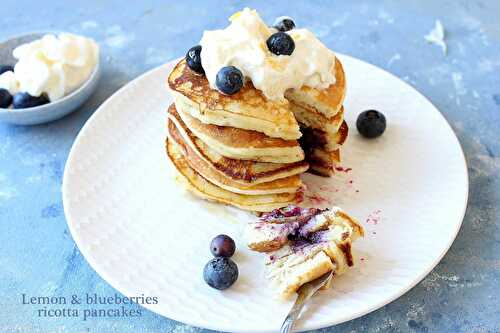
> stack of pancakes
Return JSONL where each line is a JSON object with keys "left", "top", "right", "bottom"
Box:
{"left": 166, "top": 58, "right": 347, "bottom": 212}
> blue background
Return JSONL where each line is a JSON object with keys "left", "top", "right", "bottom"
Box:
{"left": 1, "top": 1, "right": 499, "bottom": 332}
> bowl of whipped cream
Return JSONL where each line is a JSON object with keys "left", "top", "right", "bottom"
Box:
{"left": 0, "top": 32, "right": 100, "bottom": 125}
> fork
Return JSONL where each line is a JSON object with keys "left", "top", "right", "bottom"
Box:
{"left": 280, "top": 270, "right": 334, "bottom": 333}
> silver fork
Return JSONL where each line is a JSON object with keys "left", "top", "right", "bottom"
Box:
{"left": 280, "top": 270, "right": 334, "bottom": 333}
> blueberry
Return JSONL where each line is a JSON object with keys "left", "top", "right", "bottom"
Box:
{"left": 273, "top": 17, "right": 296, "bottom": 32}
{"left": 12, "top": 92, "right": 49, "bottom": 109}
{"left": 203, "top": 257, "right": 239, "bottom": 290}
{"left": 0, "top": 65, "right": 14, "bottom": 75}
{"left": 210, "top": 234, "right": 236, "bottom": 258}
{"left": 266, "top": 32, "right": 295, "bottom": 56}
{"left": 186, "top": 45, "right": 204, "bottom": 74}
{"left": 0, "top": 89, "right": 12, "bottom": 108}
{"left": 356, "top": 110, "right": 387, "bottom": 138}
{"left": 216, "top": 66, "right": 244, "bottom": 95}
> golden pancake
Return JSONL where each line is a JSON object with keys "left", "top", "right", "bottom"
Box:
{"left": 175, "top": 103, "right": 304, "bottom": 163}
{"left": 168, "top": 60, "right": 301, "bottom": 140}
{"left": 299, "top": 120, "right": 348, "bottom": 153}
{"left": 166, "top": 139, "right": 301, "bottom": 212}
{"left": 285, "top": 57, "right": 346, "bottom": 118}
{"left": 305, "top": 148, "right": 341, "bottom": 177}
{"left": 167, "top": 116, "right": 303, "bottom": 195}
{"left": 168, "top": 104, "right": 309, "bottom": 185}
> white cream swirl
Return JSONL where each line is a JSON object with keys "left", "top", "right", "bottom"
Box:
{"left": 200, "top": 8, "right": 336, "bottom": 101}
{"left": 0, "top": 33, "right": 99, "bottom": 101}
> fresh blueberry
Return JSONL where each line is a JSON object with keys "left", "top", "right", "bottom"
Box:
{"left": 0, "top": 65, "right": 14, "bottom": 75}
{"left": 356, "top": 110, "right": 387, "bottom": 138}
{"left": 266, "top": 32, "right": 295, "bottom": 56}
{"left": 216, "top": 66, "right": 244, "bottom": 95}
{"left": 273, "top": 17, "right": 296, "bottom": 32}
{"left": 210, "top": 234, "right": 236, "bottom": 258}
{"left": 0, "top": 89, "right": 12, "bottom": 108}
{"left": 12, "top": 92, "right": 50, "bottom": 109}
{"left": 186, "top": 45, "right": 204, "bottom": 74}
{"left": 203, "top": 257, "right": 239, "bottom": 290}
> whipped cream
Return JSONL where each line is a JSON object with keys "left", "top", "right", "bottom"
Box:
{"left": 200, "top": 8, "right": 336, "bottom": 101}
{"left": 0, "top": 33, "right": 99, "bottom": 101}
{"left": 0, "top": 71, "right": 19, "bottom": 95}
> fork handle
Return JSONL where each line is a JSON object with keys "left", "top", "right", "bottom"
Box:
{"left": 280, "top": 300, "right": 307, "bottom": 333}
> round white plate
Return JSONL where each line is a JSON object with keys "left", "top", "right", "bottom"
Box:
{"left": 63, "top": 55, "right": 468, "bottom": 333}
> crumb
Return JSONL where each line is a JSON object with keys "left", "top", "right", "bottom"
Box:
{"left": 307, "top": 194, "right": 329, "bottom": 205}
{"left": 366, "top": 209, "right": 382, "bottom": 225}
{"left": 335, "top": 166, "right": 353, "bottom": 173}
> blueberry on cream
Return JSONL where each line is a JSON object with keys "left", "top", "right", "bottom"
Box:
{"left": 185, "top": 45, "right": 204, "bottom": 74}
{"left": 216, "top": 66, "right": 244, "bottom": 95}
{"left": 266, "top": 32, "right": 295, "bottom": 56}
{"left": 273, "top": 16, "right": 296, "bottom": 32}
{"left": 199, "top": 8, "right": 336, "bottom": 101}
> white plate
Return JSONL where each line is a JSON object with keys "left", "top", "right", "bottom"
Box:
{"left": 63, "top": 55, "right": 468, "bottom": 333}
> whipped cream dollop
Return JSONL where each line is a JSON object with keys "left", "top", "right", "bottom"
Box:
{"left": 200, "top": 8, "right": 336, "bottom": 101}
{"left": 0, "top": 33, "right": 99, "bottom": 101}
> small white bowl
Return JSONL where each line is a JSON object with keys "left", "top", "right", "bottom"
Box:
{"left": 0, "top": 32, "right": 100, "bottom": 125}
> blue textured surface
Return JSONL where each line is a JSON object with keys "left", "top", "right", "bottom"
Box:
{"left": 1, "top": 1, "right": 499, "bottom": 332}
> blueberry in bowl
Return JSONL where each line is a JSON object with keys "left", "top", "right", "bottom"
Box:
{"left": 267, "top": 32, "right": 295, "bottom": 56}
{"left": 0, "top": 31, "right": 101, "bottom": 125}
{"left": 0, "top": 89, "right": 12, "bottom": 108}
{"left": 203, "top": 257, "right": 239, "bottom": 290}
{"left": 12, "top": 92, "right": 49, "bottom": 109}
{"left": 356, "top": 110, "right": 387, "bottom": 138}
{"left": 0, "top": 65, "right": 14, "bottom": 75}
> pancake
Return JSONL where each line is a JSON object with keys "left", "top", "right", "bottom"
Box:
{"left": 299, "top": 120, "right": 348, "bottom": 153}
{"left": 166, "top": 139, "right": 300, "bottom": 212}
{"left": 304, "top": 148, "right": 341, "bottom": 177}
{"left": 167, "top": 115, "right": 303, "bottom": 195}
{"left": 292, "top": 104, "right": 347, "bottom": 151}
{"left": 168, "top": 60, "right": 302, "bottom": 140}
{"left": 296, "top": 109, "right": 348, "bottom": 177}
{"left": 245, "top": 206, "right": 364, "bottom": 298}
{"left": 168, "top": 104, "right": 309, "bottom": 185}
{"left": 175, "top": 104, "right": 304, "bottom": 163}
{"left": 285, "top": 57, "right": 346, "bottom": 118}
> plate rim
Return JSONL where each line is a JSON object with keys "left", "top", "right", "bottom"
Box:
{"left": 62, "top": 54, "right": 469, "bottom": 333}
